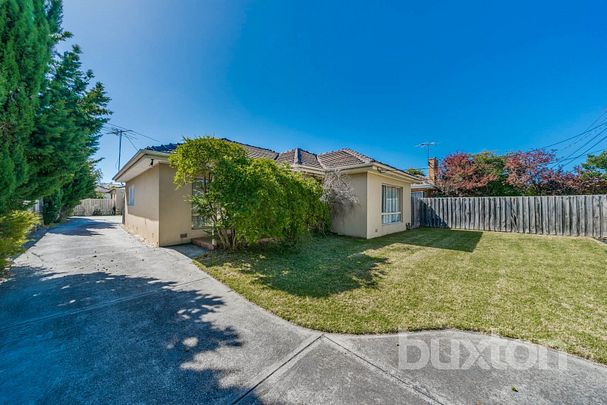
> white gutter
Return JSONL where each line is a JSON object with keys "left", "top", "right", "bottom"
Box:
{"left": 112, "top": 149, "right": 170, "bottom": 181}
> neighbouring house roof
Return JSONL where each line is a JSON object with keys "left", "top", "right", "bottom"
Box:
{"left": 411, "top": 182, "right": 436, "bottom": 190}
{"left": 95, "top": 185, "right": 111, "bottom": 193}
{"left": 95, "top": 182, "right": 123, "bottom": 193}
{"left": 114, "top": 138, "right": 419, "bottom": 182}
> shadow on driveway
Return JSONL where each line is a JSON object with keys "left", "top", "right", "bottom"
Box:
{"left": 47, "top": 216, "right": 120, "bottom": 237}
{"left": 0, "top": 267, "right": 259, "bottom": 404}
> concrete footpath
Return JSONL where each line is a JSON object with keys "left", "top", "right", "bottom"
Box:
{"left": 0, "top": 217, "right": 605, "bottom": 404}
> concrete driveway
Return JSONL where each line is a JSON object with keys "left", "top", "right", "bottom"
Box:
{"left": 1, "top": 217, "right": 605, "bottom": 404}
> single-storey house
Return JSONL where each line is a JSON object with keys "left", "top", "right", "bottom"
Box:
{"left": 95, "top": 184, "right": 113, "bottom": 199}
{"left": 113, "top": 139, "right": 419, "bottom": 246}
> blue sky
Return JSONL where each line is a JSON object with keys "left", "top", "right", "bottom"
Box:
{"left": 62, "top": 1, "right": 607, "bottom": 182}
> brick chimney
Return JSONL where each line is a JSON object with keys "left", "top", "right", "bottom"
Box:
{"left": 428, "top": 158, "right": 438, "bottom": 184}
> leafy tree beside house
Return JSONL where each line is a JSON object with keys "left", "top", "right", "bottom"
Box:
{"left": 42, "top": 161, "right": 101, "bottom": 224}
{"left": 25, "top": 44, "right": 110, "bottom": 202}
{"left": 404, "top": 168, "right": 425, "bottom": 177}
{"left": 0, "top": 0, "right": 110, "bottom": 271}
{"left": 33, "top": 42, "right": 110, "bottom": 223}
{"left": 169, "top": 137, "right": 328, "bottom": 250}
{"left": 438, "top": 152, "right": 510, "bottom": 196}
{"left": 0, "top": 0, "right": 58, "bottom": 272}
{"left": 0, "top": 0, "right": 58, "bottom": 212}
{"left": 582, "top": 150, "right": 607, "bottom": 176}
{"left": 438, "top": 148, "right": 607, "bottom": 196}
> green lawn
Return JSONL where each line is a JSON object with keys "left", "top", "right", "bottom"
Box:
{"left": 195, "top": 228, "right": 607, "bottom": 363}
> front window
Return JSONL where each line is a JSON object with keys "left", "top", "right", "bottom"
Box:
{"left": 192, "top": 176, "right": 211, "bottom": 230}
{"left": 381, "top": 185, "right": 402, "bottom": 224}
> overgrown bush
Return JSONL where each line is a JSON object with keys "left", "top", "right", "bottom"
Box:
{"left": 321, "top": 170, "right": 358, "bottom": 220}
{"left": 170, "top": 137, "right": 329, "bottom": 249}
{"left": 0, "top": 210, "right": 39, "bottom": 272}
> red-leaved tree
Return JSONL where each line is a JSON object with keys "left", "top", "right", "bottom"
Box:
{"left": 504, "top": 149, "right": 555, "bottom": 195}
{"left": 438, "top": 152, "right": 498, "bottom": 196}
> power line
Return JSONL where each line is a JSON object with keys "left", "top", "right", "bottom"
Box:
{"left": 552, "top": 126, "right": 607, "bottom": 167}
{"left": 584, "top": 146, "right": 607, "bottom": 156}
{"left": 104, "top": 123, "right": 164, "bottom": 170}
{"left": 541, "top": 120, "right": 607, "bottom": 149}
{"left": 123, "top": 133, "right": 139, "bottom": 151}
{"left": 556, "top": 131, "right": 607, "bottom": 168}
{"left": 104, "top": 123, "right": 162, "bottom": 143}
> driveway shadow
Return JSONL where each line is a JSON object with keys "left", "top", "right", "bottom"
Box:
{"left": 47, "top": 217, "right": 119, "bottom": 237}
{"left": 0, "top": 267, "right": 258, "bottom": 404}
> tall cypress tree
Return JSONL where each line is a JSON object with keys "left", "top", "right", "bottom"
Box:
{"left": 34, "top": 43, "right": 111, "bottom": 224}
{"left": 24, "top": 44, "right": 110, "bottom": 200}
{"left": 0, "top": 0, "right": 57, "bottom": 214}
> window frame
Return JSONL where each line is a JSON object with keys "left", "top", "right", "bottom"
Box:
{"left": 127, "top": 185, "right": 135, "bottom": 206}
{"left": 381, "top": 184, "right": 402, "bottom": 225}
{"left": 191, "top": 176, "right": 211, "bottom": 230}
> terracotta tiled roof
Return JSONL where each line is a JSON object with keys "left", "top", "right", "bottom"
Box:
{"left": 143, "top": 139, "right": 411, "bottom": 176}
{"left": 225, "top": 139, "right": 278, "bottom": 160}
{"left": 276, "top": 148, "right": 323, "bottom": 169}
{"left": 317, "top": 149, "right": 370, "bottom": 168}
{"left": 276, "top": 149, "right": 296, "bottom": 164}
{"left": 145, "top": 140, "right": 278, "bottom": 160}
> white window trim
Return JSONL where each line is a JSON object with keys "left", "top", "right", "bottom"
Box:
{"left": 127, "top": 185, "right": 135, "bottom": 206}
{"left": 381, "top": 184, "right": 402, "bottom": 225}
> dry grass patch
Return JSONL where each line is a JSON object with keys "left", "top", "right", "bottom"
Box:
{"left": 195, "top": 228, "right": 607, "bottom": 363}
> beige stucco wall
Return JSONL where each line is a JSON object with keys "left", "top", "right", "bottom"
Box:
{"left": 158, "top": 164, "right": 208, "bottom": 246}
{"left": 330, "top": 172, "right": 368, "bottom": 238}
{"left": 123, "top": 165, "right": 160, "bottom": 245}
{"left": 124, "top": 162, "right": 413, "bottom": 245}
{"left": 366, "top": 172, "right": 412, "bottom": 239}
{"left": 330, "top": 171, "right": 413, "bottom": 239}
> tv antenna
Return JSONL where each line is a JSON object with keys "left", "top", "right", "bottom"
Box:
{"left": 417, "top": 141, "right": 437, "bottom": 160}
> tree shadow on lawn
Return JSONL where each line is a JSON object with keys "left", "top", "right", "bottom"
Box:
{"left": 0, "top": 266, "right": 259, "bottom": 404}
{"left": 199, "top": 240, "right": 389, "bottom": 298}
{"left": 197, "top": 228, "right": 482, "bottom": 299}
{"left": 384, "top": 228, "right": 483, "bottom": 253}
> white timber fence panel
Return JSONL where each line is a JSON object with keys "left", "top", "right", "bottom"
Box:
{"left": 72, "top": 198, "right": 116, "bottom": 216}
{"left": 411, "top": 195, "right": 607, "bottom": 238}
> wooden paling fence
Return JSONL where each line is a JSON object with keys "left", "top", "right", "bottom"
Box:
{"left": 72, "top": 198, "right": 117, "bottom": 216}
{"left": 411, "top": 195, "right": 607, "bottom": 238}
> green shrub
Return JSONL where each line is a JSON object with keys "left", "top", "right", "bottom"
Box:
{"left": 170, "top": 137, "right": 329, "bottom": 249}
{"left": 0, "top": 210, "right": 39, "bottom": 272}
